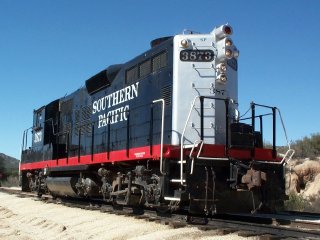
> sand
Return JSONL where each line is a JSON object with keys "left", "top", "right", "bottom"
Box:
{"left": 0, "top": 191, "right": 252, "bottom": 240}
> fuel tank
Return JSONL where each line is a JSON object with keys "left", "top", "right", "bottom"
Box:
{"left": 46, "top": 176, "right": 100, "bottom": 198}
{"left": 46, "top": 177, "right": 79, "bottom": 197}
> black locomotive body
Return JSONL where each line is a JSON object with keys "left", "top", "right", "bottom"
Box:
{"left": 20, "top": 25, "right": 294, "bottom": 215}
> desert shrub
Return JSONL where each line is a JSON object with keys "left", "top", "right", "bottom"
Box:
{"left": 0, "top": 175, "right": 19, "bottom": 187}
{"left": 292, "top": 133, "right": 320, "bottom": 159}
{"left": 0, "top": 157, "right": 5, "bottom": 176}
{"left": 284, "top": 191, "right": 310, "bottom": 211}
{"left": 0, "top": 154, "right": 19, "bottom": 183}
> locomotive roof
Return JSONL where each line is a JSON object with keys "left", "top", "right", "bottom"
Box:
{"left": 85, "top": 36, "right": 173, "bottom": 96}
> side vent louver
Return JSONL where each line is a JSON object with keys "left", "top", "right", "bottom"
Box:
{"left": 74, "top": 105, "right": 92, "bottom": 135}
{"left": 81, "top": 105, "right": 92, "bottom": 134}
{"left": 161, "top": 85, "right": 172, "bottom": 105}
{"left": 60, "top": 99, "right": 73, "bottom": 133}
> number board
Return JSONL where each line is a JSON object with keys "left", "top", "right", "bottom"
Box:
{"left": 180, "top": 50, "right": 214, "bottom": 62}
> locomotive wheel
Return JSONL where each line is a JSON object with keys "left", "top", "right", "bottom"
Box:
{"left": 111, "top": 197, "right": 124, "bottom": 210}
{"left": 21, "top": 172, "right": 30, "bottom": 192}
{"left": 156, "top": 204, "right": 170, "bottom": 216}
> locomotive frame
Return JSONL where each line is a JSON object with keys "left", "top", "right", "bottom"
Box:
{"left": 20, "top": 24, "right": 294, "bottom": 215}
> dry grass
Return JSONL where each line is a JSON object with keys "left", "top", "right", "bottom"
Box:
{"left": 284, "top": 191, "right": 310, "bottom": 211}
{"left": 0, "top": 175, "right": 19, "bottom": 188}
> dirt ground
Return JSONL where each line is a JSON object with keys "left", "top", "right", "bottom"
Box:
{"left": 0, "top": 191, "right": 253, "bottom": 240}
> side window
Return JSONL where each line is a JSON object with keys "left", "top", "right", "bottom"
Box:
{"left": 35, "top": 111, "right": 42, "bottom": 128}
{"left": 33, "top": 110, "right": 43, "bottom": 144}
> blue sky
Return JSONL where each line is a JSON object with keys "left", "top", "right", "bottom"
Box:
{"left": 0, "top": 0, "right": 319, "bottom": 160}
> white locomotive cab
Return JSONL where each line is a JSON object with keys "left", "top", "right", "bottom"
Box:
{"left": 171, "top": 25, "right": 239, "bottom": 146}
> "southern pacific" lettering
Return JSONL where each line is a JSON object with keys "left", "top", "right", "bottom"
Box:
{"left": 92, "top": 82, "right": 139, "bottom": 128}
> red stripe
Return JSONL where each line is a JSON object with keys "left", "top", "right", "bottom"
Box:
{"left": 190, "top": 144, "right": 280, "bottom": 162}
{"left": 20, "top": 144, "right": 280, "bottom": 171}
{"left": 21, "top": 144, "right": 168, "bottom": 170}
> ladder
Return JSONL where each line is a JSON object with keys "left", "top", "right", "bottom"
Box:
{"left": 164, "top": 96, "right": 231, "bottom": 202}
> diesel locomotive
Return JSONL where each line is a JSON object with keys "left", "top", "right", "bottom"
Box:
{"left": 20, "top": 24, "right": 294, "bottom": 215}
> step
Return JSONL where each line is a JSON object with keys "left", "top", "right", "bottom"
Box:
{"left": 170, "top": 179, "right": 186, "bottom": 183}
{"left": 177, "top": 160, "right": 186, "bottom": 164}
{"left": 164, "top": 196, "right": 180, "bottom": 201}
{"left": 183, "top": 144, "right": 194, "bottom": 149}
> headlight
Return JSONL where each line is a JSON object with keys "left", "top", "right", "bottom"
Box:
{"left": 225, "top": 38, "right": 233, "bottom": 47}
{"left": 225, "top": 49, "right": 233, "bottom": 59}
{"left": 216, "top": 63, "right": 227, "bottom": 72}
{"left": 216, "top": 74, "right": 227, "bottom": 84}
{"left": 180, "top": 39, "right": 189, "bottom": 48}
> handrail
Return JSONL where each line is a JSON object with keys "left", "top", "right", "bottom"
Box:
{"left": 180, "top": 96, "right": 200, "bottom": 184}
{"left": 153, "top": 99, "right": 165, "bottom": 175}
{"left": 189, "top": 139, "right": 203, "bottom": 159}
{"left": 250, "top": 103, "right": 294, "bottom": 164}
{"left": 21, "top": 130, "right": 26, "bottom": 151}
{"left": 277, "top": 108, "right": 295, "bottom": 164}
{"left": 189, "top": 139, "right": 203, "bottom": 175}
{"left": 250, "top": 102, "right": 277, "bottom": 158}
{"left": 281, "top": 148, "right": 295, "bottom": 165}
{"left": 276, "top": 108, "right": 291, "bottom": 149}
{"left": 21, "top": 127, "right": 32, "bottom": 151}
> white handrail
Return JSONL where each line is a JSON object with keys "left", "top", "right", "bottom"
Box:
{"left": 189, "top": 140, "right": 203, "bottom": 175}
{"left": 276, "top": 108, "right": 295, "bottom": 164}
{"left": 277, "top": 108, "right": 291, "bottom": 149}
{"left": 153, "top": 99, "right": 165, "bottom": 174}
{"left": 180, "top": 96, "right": 201, "bottom": 184}
{"left": 189, "top": 139, "right": 203, "bottom": 159}
{"left": 280, "top": 148, "right": 295, "bottom": 166}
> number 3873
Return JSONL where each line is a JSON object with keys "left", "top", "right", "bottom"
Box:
{"left": 180, "top": 50, "right": 214, "bottom": 62}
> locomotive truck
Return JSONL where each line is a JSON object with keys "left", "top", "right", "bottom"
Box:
{"left": 20, "top": 24, "right": 294, "bottom": 215}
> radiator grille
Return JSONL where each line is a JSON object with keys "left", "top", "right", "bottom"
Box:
{"left": 126, "top": 66, "right": 138, "bottom": 84}
{"left": 139, "top": 60, "right": 151, "bottom": 79}
{"left": 152, "top": 51, "right": 167, "bottom": 72}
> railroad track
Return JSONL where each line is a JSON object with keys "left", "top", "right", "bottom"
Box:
{"left": 1, "top": 187, "right": 320, "bottom": 239}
